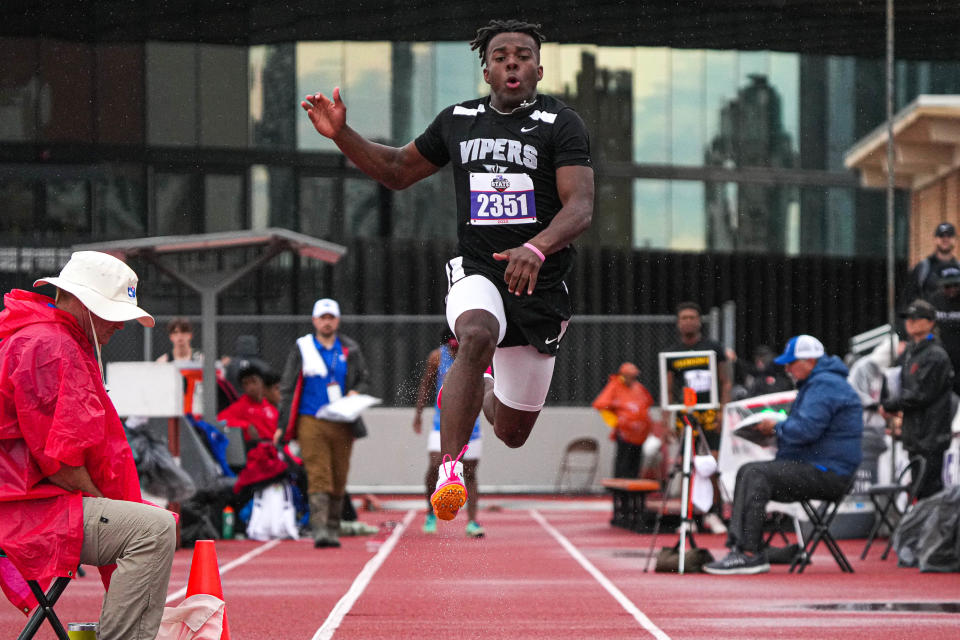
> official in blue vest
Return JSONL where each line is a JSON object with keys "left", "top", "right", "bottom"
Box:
{"left": 278, "top": 298, "right": 371, "bottom": 548}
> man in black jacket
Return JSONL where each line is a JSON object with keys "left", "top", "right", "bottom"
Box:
{"left": 929, "top": 266, "right": 960, "bottom": 395}
{"left": 902, "top": 222, "right": 960, "bottom": 304}
{"left": 882, "top": 299, "right": 955, "bottom": 498}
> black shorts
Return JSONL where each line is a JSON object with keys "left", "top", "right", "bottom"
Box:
{"left": 446, "top": 256, "right": 572, "bottom": 356}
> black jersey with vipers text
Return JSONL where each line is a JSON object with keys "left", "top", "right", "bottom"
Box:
{"left": 414, "top": 94, "right": 591, "bottom": 290}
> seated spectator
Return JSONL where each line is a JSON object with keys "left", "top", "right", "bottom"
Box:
{"left": 217, "top": 366, "right": 280, "bottom": 443}
{"left": 704, "top": 335, "right": 863, "bottom": 575}
{"left": 592, "top": 362, "right": 656, "bottom": 479}
{"left": 0, "top": 251, "right": 176, "bottom": 639}
{"left": 263, "top": 369, "right": 283, "bottom": 408}
{"left": 222, "top": 334, "right": 271, "bottom": 394}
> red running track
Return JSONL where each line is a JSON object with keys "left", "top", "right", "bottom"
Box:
{"left": 2, "top": 500, "right": 958, "bottom": 639}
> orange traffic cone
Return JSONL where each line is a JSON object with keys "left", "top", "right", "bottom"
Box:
{"left": 185, "top": 539, "right": 230, "bottom": 640}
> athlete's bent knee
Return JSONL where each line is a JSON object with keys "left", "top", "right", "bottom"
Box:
{"left": 494, "top": 424, "right": 532, "bottom": 449}
{"left": 456, "top": 322, "right": 498, "bottom": 357}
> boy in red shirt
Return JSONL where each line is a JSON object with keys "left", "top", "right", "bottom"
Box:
{"left": 218, "top": 366, "right": 280, "bottom": 443}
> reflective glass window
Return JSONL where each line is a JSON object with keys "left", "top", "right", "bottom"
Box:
{"left": 41, "top": 41, "right": 94, "bottom": 142}
{"left": 344, "top": 178, "right": 380, "bottom": 238}
{"left": 205, "top": 174, "right": 244, "bottom": 232}
{"left": 738, "top": 51, "right": 769, "bottom": 86}
{"left": 541, "top": 44, "right": 595, "bottom": 101}
{"left": 296, "top": 42, "right": 343, "bottom": 151}
{"left": 704, "top": 50, "right": 737, "bottom": 165}
{"left": 825, "top": 56, "right": 856, "bottom": 172}
{"left": 45, "top": 179, "right": 90, "bottom": 236}
{"left": 93, "top": 166, "right": 146, "bottom": 238}
{"left": 0, "top": 38, "right": 40, "bottom": 142}
{"left": 770, "top": 52, "right": 799, "bottom": 158}
{"left": 705, "top": 180, "right": 738, "bottom": 250}
{"left": 296, "top": 42, "right": 391, "bottom": 150}
{"left": 392, "top": 170, "right": 455, "bottom": 239}
{"left": 632, "top": 48, "right": 669, "bottom": 164}
{"left": 250, "top": 44, "right": 296, "bottom": 149}
{"left": 146, "top": 43, "right": 198, "bottom": 146}
{"left": 670, "top": 49, "right": 705, "bottom": 166}
{"left": 402, "top": 43, "right": 436, "bottom": 140}
{"left": 199, "top": 45, "right": 249, "bottom": 148}
{"left": 671, "top": 181, "right": 706, "bottom": 251}
{"left": 825, "top": 186, "right": 855, "bottom": 256}
{"left": 299, "top": 176, "right": 338, "bottom": 238}
{"left": 633, "top": 179, "right": 669, "bottom": 249}
{"left": 435, "top": 42, "right": 481, "bottom": 122}
{"left": 96, "top": 44, "right": 145, "bottom": 144}
{"left": 250, "top": 165, "right": 295, "bottom": 230}
{"left": 154, "top": 172, "right": 201, "bottom": 235}
{"left": 0, "top": 179, "right": 36, "bottom": 235}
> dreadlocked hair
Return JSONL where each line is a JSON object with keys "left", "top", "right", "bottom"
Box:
{"left": 470, "top": 20, "right": 545, "bottom": 65}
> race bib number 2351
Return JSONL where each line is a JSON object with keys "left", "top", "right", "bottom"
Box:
{"left": 469, "top": 172, "right": 537, "bottom": 225}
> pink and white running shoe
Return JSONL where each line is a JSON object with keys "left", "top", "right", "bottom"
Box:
{"left": 430, "top": 445, "right": 469, "bottom": 521}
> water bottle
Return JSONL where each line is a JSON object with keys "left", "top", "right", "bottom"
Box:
{"left": 222, "top": 505, "right": 235, "bottom": 540}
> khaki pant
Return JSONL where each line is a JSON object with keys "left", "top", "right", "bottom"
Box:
{"left": 80, "top": 497, "right": 176, "bottom": 640}
{"left": 297, "top": 415, "right": 354, "bottom": 496}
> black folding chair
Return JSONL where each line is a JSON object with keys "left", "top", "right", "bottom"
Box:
{"left": 860, "top": 455, "right": 927, "bottom": 561}
{"left": 789, "top": 478, "right": 856, "bottom": 574}
{"left": 0, "top": 550, "right": 74, "bottom": 640}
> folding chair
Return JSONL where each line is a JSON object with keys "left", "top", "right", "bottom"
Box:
{"left": 0, "top": 550, "right": 73, "bottom": 640}
{"left": 789, "top": 478, "right": 856, "bottom": 574}
{"left": 860, "top": 455, "right": 927, "bottom": 560}
{"left": 554, "top": 437, "right": 599, "bottom": 494}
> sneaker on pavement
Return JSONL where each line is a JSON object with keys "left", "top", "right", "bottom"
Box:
{"left": 430, "top": 445, "right": 469, "bottom": 521}
{"left": 422, "top": 513, "right": 438, "bottom": 534}
{"left": 465, "top": 521, "right": 485, "bottom": 538}
{"left": 703, "top": 549, "right": 770, "bottom": 575}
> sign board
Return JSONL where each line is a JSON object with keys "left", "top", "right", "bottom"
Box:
{"left": 658, "top": 350, "right": 719, "bottom": 411}
{"left": 106, "top": 362, "right": 183, "bottom": 417}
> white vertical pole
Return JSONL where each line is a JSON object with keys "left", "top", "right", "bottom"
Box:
{"left": 678, "top": 418, "right": 694, "bottom": 574}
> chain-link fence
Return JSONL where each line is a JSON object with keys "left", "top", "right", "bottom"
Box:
{"left": 104, "top": 311, "right": 728, "bottom": 407}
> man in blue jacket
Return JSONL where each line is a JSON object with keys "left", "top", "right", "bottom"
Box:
{"left": 705, "top": 335, "right": 863, "bottom": 575}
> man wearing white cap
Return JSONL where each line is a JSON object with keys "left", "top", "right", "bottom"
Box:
{"left": 0, "top": 251, "right": 175, "bottom": 639}
{"left": 277, "top": 297, "right": 372, "bottom": 548}
{"left": 705, "top": 334, "right": 863, "bottom": 575}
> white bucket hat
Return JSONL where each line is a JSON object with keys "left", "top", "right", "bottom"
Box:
{"left": 34, "top": 251, "right": 155, "bottom": 327}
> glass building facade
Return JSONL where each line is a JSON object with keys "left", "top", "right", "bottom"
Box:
{"left": 4, "top": 37, "right": 958, "bottom": 256}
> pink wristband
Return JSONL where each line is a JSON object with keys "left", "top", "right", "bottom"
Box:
{"left": 523, "top": 242, "right": 546, "bottom": 262}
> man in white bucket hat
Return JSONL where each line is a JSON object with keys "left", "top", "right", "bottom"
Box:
{"left": 0, "top": 251, "right": 175, "bottom": 640}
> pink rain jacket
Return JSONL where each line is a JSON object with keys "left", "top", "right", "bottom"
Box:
{"left": 0, "top": 290, "right": 145, "bottom": 612}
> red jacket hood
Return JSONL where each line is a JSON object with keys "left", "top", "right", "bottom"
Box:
{"left": 0, "top": 289, "right": 88, "bottom": 347}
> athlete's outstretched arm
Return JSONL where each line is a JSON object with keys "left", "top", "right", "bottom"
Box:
{"left": 302, "top": 87, "right": 440, "bottom": 190}
{"left": 495, "top": 164, "right": 595, "bottom": 295}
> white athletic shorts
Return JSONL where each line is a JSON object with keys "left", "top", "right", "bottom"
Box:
{"left": 446, "top": 272, "right": 557, "bottom": 412}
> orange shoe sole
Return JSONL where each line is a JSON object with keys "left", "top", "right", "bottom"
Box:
{"left": 430, "top": 482, "right": 467, "bottom": 521}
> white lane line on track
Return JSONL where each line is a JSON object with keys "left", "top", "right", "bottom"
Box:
{"left": 530, "top": 509, "right": 672, "bottom": 640}
{"left": 311, "top": 509, "right": 416, "bottom": 640}
{"left": 165, "top": 538, "right": 282, "bottom": 604}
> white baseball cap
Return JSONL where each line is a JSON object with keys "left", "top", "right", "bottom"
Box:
{"left": 34, "top": 251, "right": 155, "bottom": 327}
{"left": 774, "top": 334, "right": 824, "bottom": 365}
{"left": 312, "top": 298, "right": 340, "bottom": 318}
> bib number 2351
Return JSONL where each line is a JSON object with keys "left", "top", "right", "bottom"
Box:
{"left": 469, "top": 172, "right": 536, "bottom": 225}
